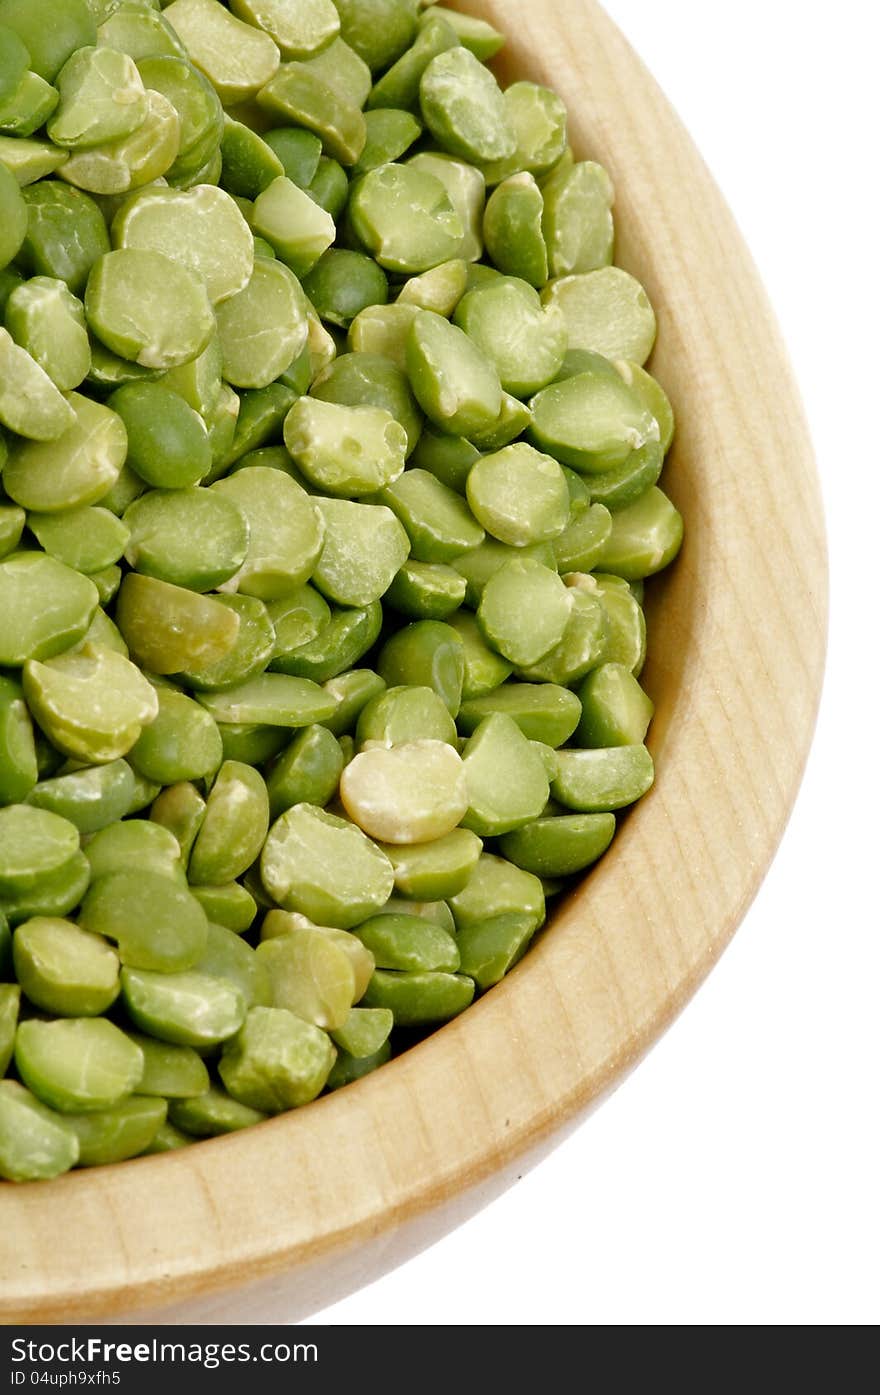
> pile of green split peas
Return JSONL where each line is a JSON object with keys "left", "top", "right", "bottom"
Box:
{"left": 0, "top": 0, "right": 683, "bottom": 1182}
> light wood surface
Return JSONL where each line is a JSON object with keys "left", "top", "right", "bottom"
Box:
{"left": 0, "top": 0, "right": 826, "bottom": 1324}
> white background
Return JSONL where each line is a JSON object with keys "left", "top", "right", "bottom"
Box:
{"left": 311, "top": 0, "right": 879, "bottom": 1325}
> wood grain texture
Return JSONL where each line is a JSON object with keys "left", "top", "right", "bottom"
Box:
{"left": 0, "top": 0, "right": 826, "bottom": 1324}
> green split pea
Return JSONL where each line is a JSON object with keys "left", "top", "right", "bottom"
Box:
{"left": 0, "top": 0, "right": 682, "bottom": 1182}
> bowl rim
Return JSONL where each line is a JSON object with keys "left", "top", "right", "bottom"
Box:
{"left": 0, "top": 0, "right": 827, "bottom": 1323}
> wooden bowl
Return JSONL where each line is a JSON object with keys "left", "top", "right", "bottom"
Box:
{"left": 0, "top": 0, "right": 826, "bottom": 1324}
